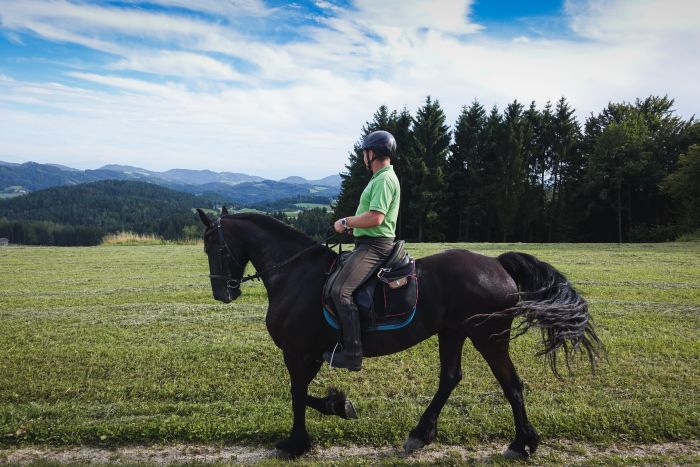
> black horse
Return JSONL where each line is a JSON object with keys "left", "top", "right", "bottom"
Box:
{"left": 196, "top": 209, "right": 603, "bottom": 459}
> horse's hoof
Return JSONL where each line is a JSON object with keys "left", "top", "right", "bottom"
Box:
{"left": 344, "top": 399, "right": 358, "bottom": 419}
{"left": 503, "top": 447, "right": 528, "bottom": 459}
{"left": 403, "top": 436, "right": 426, "bottom": 453}
{"left": 275, "top": 435, "right": 311, "bottom": 459}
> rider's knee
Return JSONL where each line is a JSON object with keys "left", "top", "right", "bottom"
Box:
{"left": 331, "top": 284, "right": 354, "bottom": 308}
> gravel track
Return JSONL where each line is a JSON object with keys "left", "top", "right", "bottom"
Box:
{"left": 2, "top": 440, "right": 698, "bottom": 465}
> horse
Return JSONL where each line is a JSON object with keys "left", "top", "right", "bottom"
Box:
{"left": 196, "top": 208, "right": 603, "bottom": 459}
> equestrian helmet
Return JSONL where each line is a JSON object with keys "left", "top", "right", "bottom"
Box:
{"left": 361, "top": 130, "right": 396, "bottom": 157}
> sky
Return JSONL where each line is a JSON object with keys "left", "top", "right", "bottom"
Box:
{"left": 0, "top": 0, "right": 698, "bottom": 180}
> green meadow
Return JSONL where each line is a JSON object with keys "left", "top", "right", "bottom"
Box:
{"left": 0, "top": 242, "right": 698, "bottom": 461}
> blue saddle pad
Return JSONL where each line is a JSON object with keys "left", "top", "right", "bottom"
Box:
{"left": 323, "top": 306, "right": 417, "bottom": 333}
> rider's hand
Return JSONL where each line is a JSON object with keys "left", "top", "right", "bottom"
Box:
{"left": 334, "top": 219, "right": 346, "bottom": 233}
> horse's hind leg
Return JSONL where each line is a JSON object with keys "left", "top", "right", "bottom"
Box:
{"left": 471, "top": 335, "right": 540, "bottom": 459}
{"left": 404, "top": 329, "right": 465, "bottom": 452}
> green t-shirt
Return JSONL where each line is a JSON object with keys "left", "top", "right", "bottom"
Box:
{"left": 353, "top": 165, "right": 401, "bottom": 238}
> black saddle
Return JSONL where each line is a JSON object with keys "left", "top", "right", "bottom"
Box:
{"left": 323, "top": 240, "right": 418, "bottom": 332}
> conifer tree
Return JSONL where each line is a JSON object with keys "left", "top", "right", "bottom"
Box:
{"left": 405, "top": 96, "right": 451, "bottom": 241}
{"left": 446, "top": 100, "right": 486, "bottom": 241}
{"left": 386, "top": 108, "right": 413, "bottom": 239}
{"left": 497, "top": 100, "right": 527, "bottom": 241}
{"left": 519, "top": 101, "right": 542, "bottom": 241}
{"left": 549, "top": 97, "right": 581, "bottom": 241}
{"left": 480, "top": 105, "right": 504, "bottom": 241}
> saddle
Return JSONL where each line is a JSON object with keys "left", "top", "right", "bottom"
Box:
{"left": 323, "top": 240, "right": 419, "bottom": 332}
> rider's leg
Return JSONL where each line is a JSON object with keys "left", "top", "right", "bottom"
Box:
{"left": 325, "top": 237, "right": 393, "bottom": 370}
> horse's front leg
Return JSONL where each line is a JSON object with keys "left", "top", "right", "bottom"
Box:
{"left": 306, "top": 387, "right": 358, "bottom": 420}
{"left": 276, "top": 351, "right": 321, "bottom": 458}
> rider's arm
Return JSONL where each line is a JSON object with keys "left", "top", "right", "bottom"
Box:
{"left": 347, "top": 210, "right": 385, "bottom": 228}
{"left": 334, "top": 210, "right": 384, "bottom": 232}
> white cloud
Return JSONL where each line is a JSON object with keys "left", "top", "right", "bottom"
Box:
{"left": 109, "top": 51, "right": 247, "bottom": 81}
{"left": 133, "top": 0, "right": 272, "bottom": 19}
{"left": 566, "top": 0, "right": 700, "bottom": 42}
{"left": 352, "top": 0, "right": 482, "bottom": 36}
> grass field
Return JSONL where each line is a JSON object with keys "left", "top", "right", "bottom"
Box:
{"left": 0, "top": 242, "right": 698, "bottom": 464}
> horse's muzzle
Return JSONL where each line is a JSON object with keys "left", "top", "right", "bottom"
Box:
{"left": 228, "top": 287, "right": 242, "bottom": 302}
{"left": 216, "top": 286, "right": 241, "bottom": 303}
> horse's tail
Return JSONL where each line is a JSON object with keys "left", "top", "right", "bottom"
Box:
{"left": 497, "top": 252, "right": 605, "bottom": 377}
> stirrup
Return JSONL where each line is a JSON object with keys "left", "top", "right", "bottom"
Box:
{"left": 326, "top": 342, "right": 341, "bottom": 369}
{"left": 323, "top": 343, "right": 361, "bottom": 371}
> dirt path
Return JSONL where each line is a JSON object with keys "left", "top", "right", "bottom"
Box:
{"left": 2, "top": 440, "right": 698, "bottom": 465}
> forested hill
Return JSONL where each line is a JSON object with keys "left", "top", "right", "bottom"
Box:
{"left": 0, "top": 180, "right": 212, "bottom": 245}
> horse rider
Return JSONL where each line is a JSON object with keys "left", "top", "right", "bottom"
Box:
{"left": 323, "top": 130, "right": 401, "bottom": 371}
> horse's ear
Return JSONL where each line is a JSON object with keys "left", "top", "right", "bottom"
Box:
{"left": 196, "top": 208, "right": 213, "bottom": 228}
{"left": 221, "top": 206, "right": 229, "bottom": 216}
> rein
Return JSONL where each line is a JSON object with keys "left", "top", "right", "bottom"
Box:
{"left": 207, "top": 217, "right": 339, "bottom": 291}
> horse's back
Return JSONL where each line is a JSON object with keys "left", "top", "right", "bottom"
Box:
{"left": 417, "top": 248, "right": 518, "bottom": 319}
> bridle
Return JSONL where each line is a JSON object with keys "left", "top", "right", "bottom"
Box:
{"left": 205, "top": 216, "right": 337, "bottom": 293}
{"left": 205, "top": 217, "right": 260, "bottom": 292}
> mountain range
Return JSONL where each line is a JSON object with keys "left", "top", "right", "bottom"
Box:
{"left": 0, "top": 161, "right": 341, "bottom": 204}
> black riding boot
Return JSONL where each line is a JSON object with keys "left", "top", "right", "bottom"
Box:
{"left": 323, "top": 306, "right": 363, "bottom": 371}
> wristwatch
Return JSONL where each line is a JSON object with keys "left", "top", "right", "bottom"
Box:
{"left": 341, "top": 217, "right": 349, "bottom": 228}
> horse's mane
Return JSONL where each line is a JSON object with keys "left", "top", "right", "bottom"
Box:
{"left": 225, "top": 212, "right": 317, "bottom": 246}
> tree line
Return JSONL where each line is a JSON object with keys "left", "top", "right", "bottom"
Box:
{"left": 333, "top": 95, "right": 698, "bottom": 242}
{"left": 270, "top": 208, "right": 333, "bottom": 242}
{"left": 0, "top": 180, "right": 209, "bottom": 245}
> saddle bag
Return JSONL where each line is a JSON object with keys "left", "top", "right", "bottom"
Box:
{"left": 376, "top": 258, "right": 418, "bottom": 318}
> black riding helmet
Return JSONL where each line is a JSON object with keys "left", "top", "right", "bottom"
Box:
{"left": 361, "top": 130, "right": 396, "bottom": 158}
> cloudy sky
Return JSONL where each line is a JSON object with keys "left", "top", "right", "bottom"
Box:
{"left": 0, "top": 0, "right": 698, "bottom": 179}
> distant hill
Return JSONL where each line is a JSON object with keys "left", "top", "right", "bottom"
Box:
{"left": 280, "top": 174, "right": 342, "bottom": 186}
{"left": 0, "top": 161, "right": 340, "bottom": 203}
{"left": 278, "top": 176, "right": 309, "bottom": 185}
{"left": 0, "top": 161, "right": 98, "bottom": 191}
{"left": 99, "top": 165, "right": 264, "bottom": 185}
{"left": 172, "top": 179, "right": 338, "bottom": 204}
{"left": 312, "top": 174, "right": 342, "bottom": 186}
{"left": 0, "top": 180, "right": 213, "bottom": 245}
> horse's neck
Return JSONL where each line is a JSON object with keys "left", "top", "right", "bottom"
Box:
{"left": 238, "top": 221, "right": 312, "bottom": 274}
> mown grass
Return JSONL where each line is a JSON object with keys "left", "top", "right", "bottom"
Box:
{"left": 0, "top": 242, "right": 698, "bottom": 455}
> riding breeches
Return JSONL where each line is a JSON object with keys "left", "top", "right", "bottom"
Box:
{"left": 330, "top": 236, "right": 395, "bottom": 310}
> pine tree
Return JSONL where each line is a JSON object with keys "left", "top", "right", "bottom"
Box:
{"left": 385, "top": 108, "right": 413, "bottom": 239}
{"left": 446, "top": 100, "right": 486, "bottom": 241}
{"left": 480, "top": 105, "right": 504, "bottom": 241}
{"left": 549, "top": 97, "right": 581, "bottom": 241}
{"left": 519, "top": 101, "right": 543, "bottom": 241}
{"left": 405, "top": 96, "right": 451, "bottom": 241}
{"left": 497, "top": 100, "right": 527, "bottom": 242}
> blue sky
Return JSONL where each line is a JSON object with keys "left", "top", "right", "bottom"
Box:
{"left": 0, "top": 0, "right": 698, "bottom": 179}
